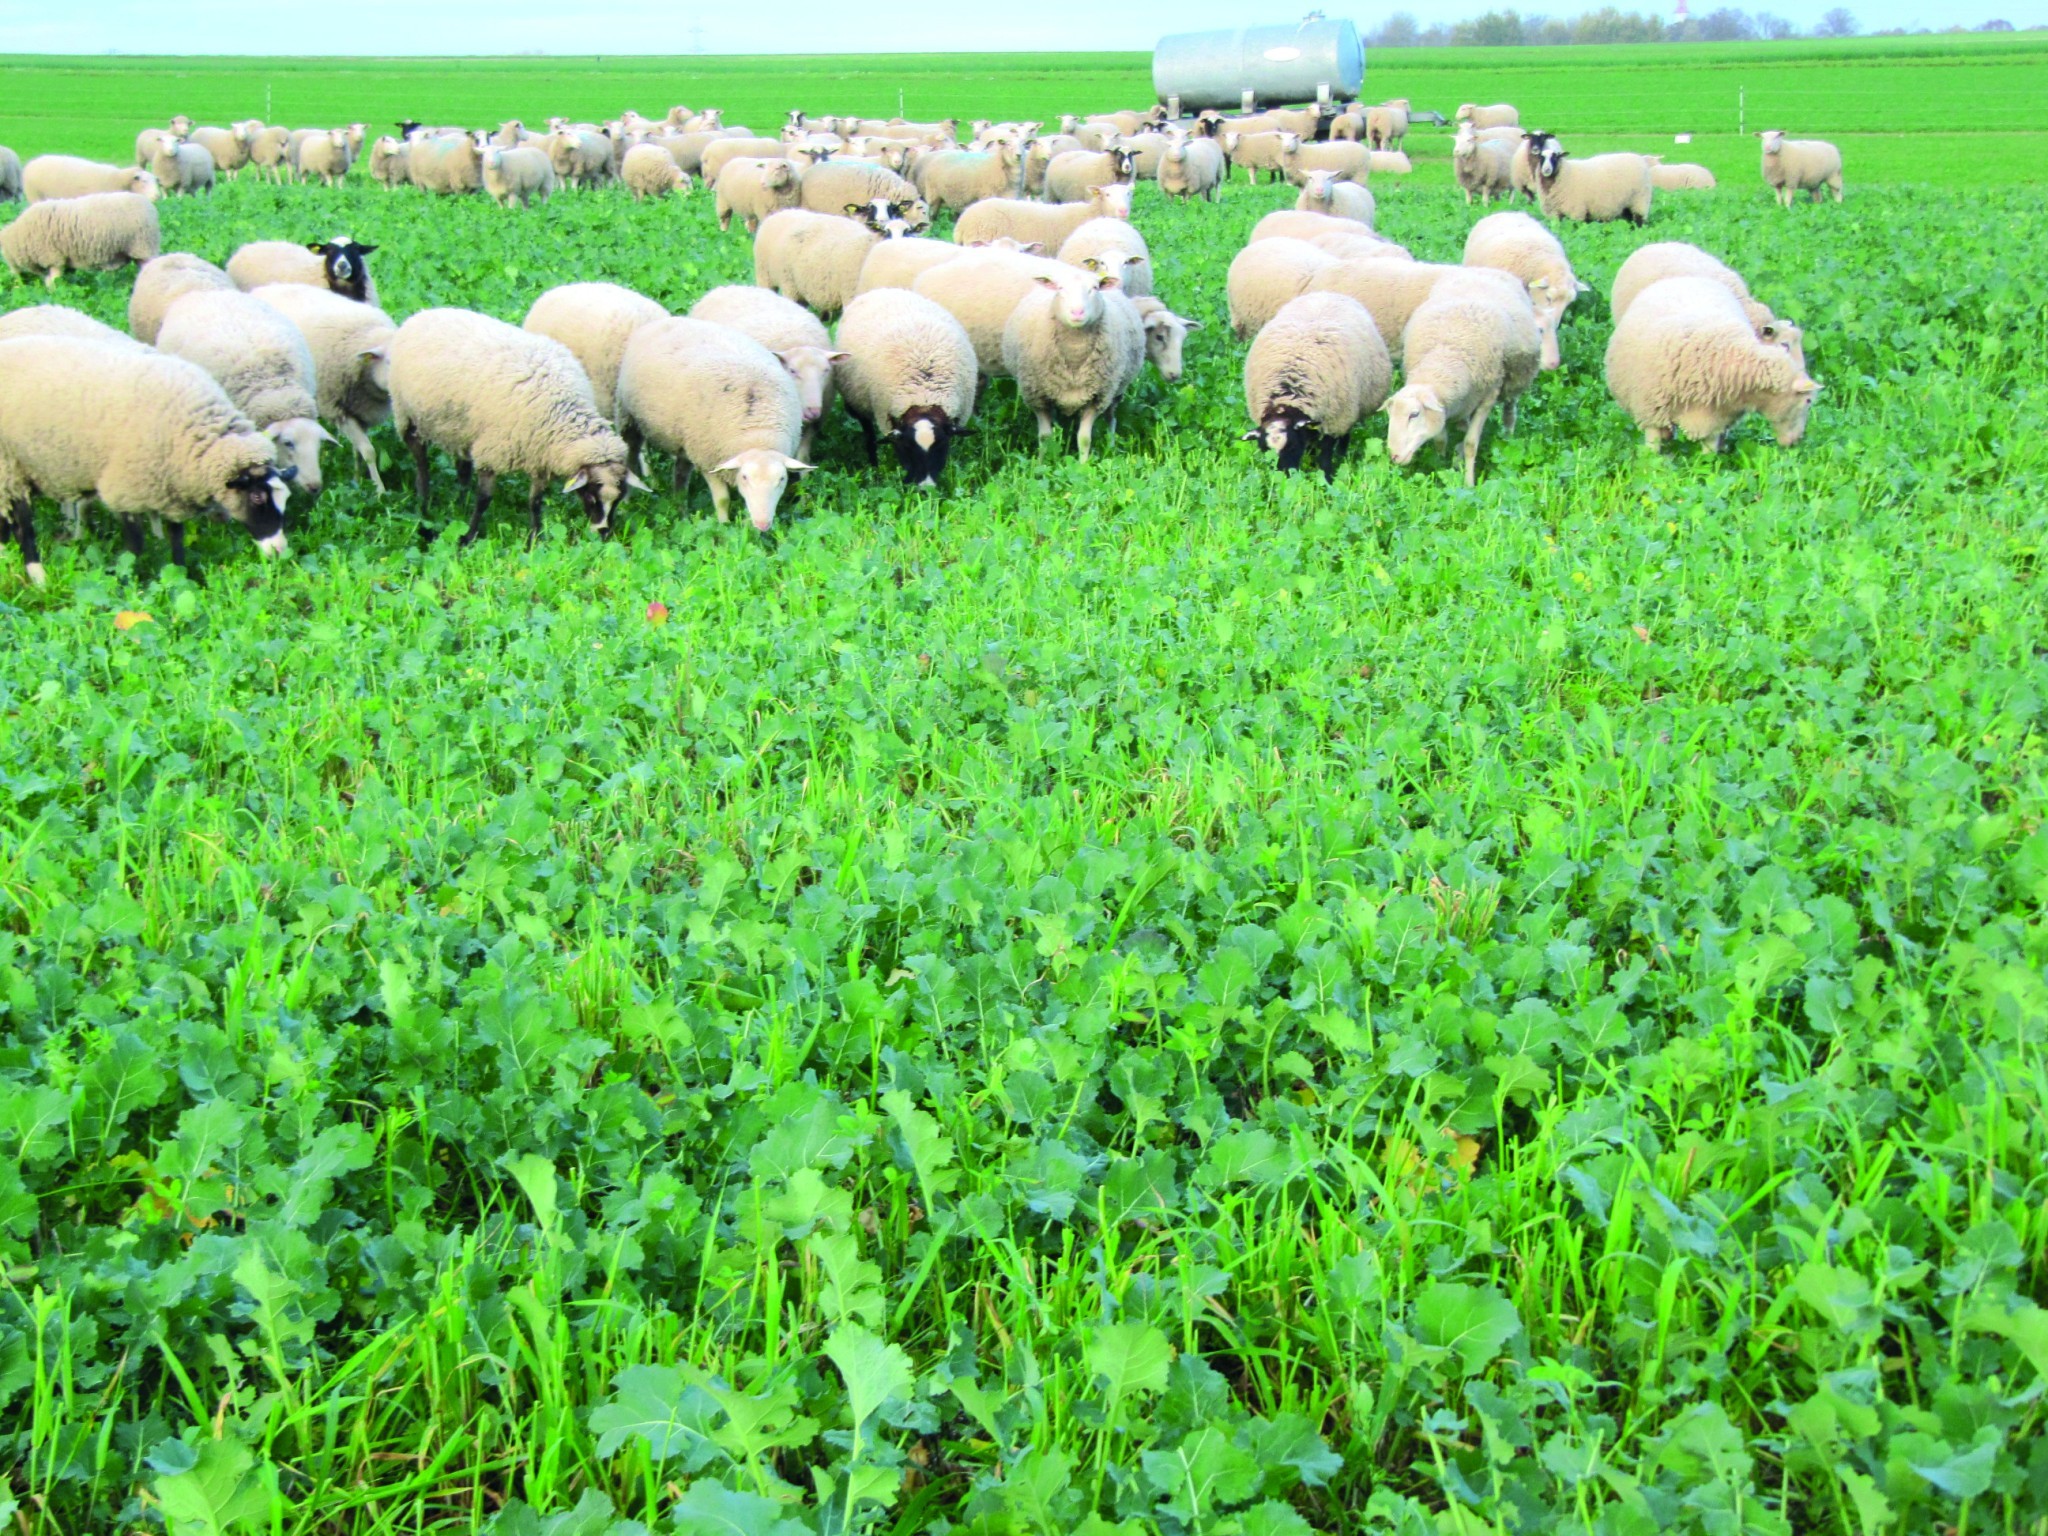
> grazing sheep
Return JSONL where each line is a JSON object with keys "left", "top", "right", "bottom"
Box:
{"left": 655, "top": 130, "right": 733, "bottom": 175}
{"left": 387, "top": 308, "right": 646, "bottom": 544}
{"left": 621, "top": 143, "right": 690, "bottom": 200}
{"left": 1308, "top": 230, "right": 1412, "bottom": 262}
{"left": 916, "top": 144, "right": 1024, "bottom": 213}
{"left": 1462, "top": 210, "right": 1586, "bottom": 372}
{"left": 189, "top": 125, "right": 250, "bottom": 178}
{"left": 0, "top": 304, "right": 145, "bottom": 348}
{"left": 248, "top": 126, "right": 294, "bottom": 182}
{"left": 1329, "top": 109, "right": 1366, "bottom": 143}
{"left": 1648, "top": 158, "right": 1716, "bottom": 190}
{"left": 250, "top": 284, "right": 398, "bottom": 491}
{"left": 481, "top": 146, "right": 557, "bottom": 208}
{"left": 1057, "top": 218, "right": 1152, "bottom": 299}
{"left": 1533, "top": 139, "right": 1654, "bottom": 225}
{"left": 1509, "top": 133, "right": 1542, "bottom": 201}
{"left": 2, "top": 193, "right": 160, "bottom": 287}
{"left": 1296, "top": 169, "right": 1374, "bottom": 225}
{"left": 227, "top": 239, "right": 378, "bottom": 305}
{"left": 832, "top": 289, "right": 977, "bottom": 486}
{"left": 1253, "top": 209, "right": 1375, "bottom": 245}
{"left": 1276, "top": 135, "right": 1372, "bottom": 188}
{"left": 1456, "top": 103, "right": 1519, "bottom": 129}
{"left": 1606, "top": 276, "right": 1818, "bottom": 449}
{"left": 855, "top": 235, "right": 975, "bottom": 295}
{"left": 688, "top": 285, "right": 846, "bottom": 457}
{"left": 951, "top": 184, "right": 1130, "bottom": 252}
{"left": 1384, "top": 288, "right": 1543, "bottom": 486}
{"left": 0, "top": 337, "right": 290, "bottom": 582}
{"left": 1243, "top": 292, "right": 1392, "bottom": 480}
{"left": 23, "top": 155, "right": 161, "bottom": 204}
{"left": 1307, "top": 259, "right": 1525, "bottom": 367}
{"left": 1759, "top": 131, "right": 1843, "bottom": 206}
{"left": 755, "top": 207, "right": 911, "bottom": 317}
{"left": 408, "top": 133, "right": 483, "bottom": 195}
{"left": 155, "top": 289, "right": 333, "bottom": 496}
{"left": 369, "top": 137, "right": 411, "bottom": 189}
{"left": 1226, "top": 238, "right": 1338, "bottom": 339}
{"left": 1129, "top": 296, "right": 1201, "bottom": 382}
{"left": 913, "top": 248, "right": 1076, "bottom": 376}
{"left": 1158, "top": 135, "right": 1224, "bottom": 202}
{"left": 1001, "top": 263, "right": 1145, "bottom": 462}
{"left": 129, "top": 252, "right": 234, "bottom": 343}
{"left": 1453, "top": 123, "right": 1516, "bottom": 206}
{"left": 1023, "top": 134, "right": 1083, "bottom": 195}
{"left": 1218, "top": 106, "right": 1324, "bottom": 140}
{"left": 1365, "top": 101, "right": 1410, "bottom": 151}
{"left": 521, "top": 281, "right": 668, "bottom": 424}
{"left": 545, "top": 129, "right": 615, "bottom": 187}
{"left": 1366, "top": 150, "right": 1412, "bottom": 175}
{"left": 1043, "top": 148, "right": 1134, "bottom": 204}
{"left": 716, "top": 159, "right": 801, "bottom": 232}
{"left": 1609, "top": 242, "right": 1805, "bottom": 369}
{"left": 615, "top": 318, "right": 809, "bottom": 532}
{"left": 798, "top": 159, "right": 920, "bottom": 216}
{"left": 699, "top": 136, "right": 789, "bottom": 187}
{"left": 1221, "top": 131, "right": 1289, "bottom": 185}
{"left": 0, "top": 147, "right": 18, "bottom": 202}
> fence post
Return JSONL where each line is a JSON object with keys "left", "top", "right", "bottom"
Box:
{"left": 1739, "top": 85, "right": 1745, "bottom": 138}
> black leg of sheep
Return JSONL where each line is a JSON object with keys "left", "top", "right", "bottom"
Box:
{"left": 123, "top": 518, "right": 145, "bottom": 561}
{"left": 7, "top": 498, "right": 40, "bottom": 587}
{"left": 1319, "top": 432, "right": 1349, "bottom": 483}
{"left": 405, "top": 428, "right": 431, "bottom": 510}
{"left": 462, "top": 473, "right": 496, "bottom": 548}
{"left": 526, "top": 484, "right": 546, "bottom": 549}
{"left": 165, "top": 519, "right": 202, "bottom": 585}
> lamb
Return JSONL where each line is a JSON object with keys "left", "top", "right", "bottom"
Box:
{"left": 1365, "top": 101, "right": 1410, "bottom": 150}
{"left": 753, "top": 208, "right": 894, "bottom": 317}
{"left": 1242, "top": 292, "right": 1392, "bottom": 480}
{"left": 913, "top": 248, "right": 1075, "bottom": 375}
{"left": 1609, "top": 242, "right": 1806, "bottom": 369}
{"left": 249, "top": 284, "right": 399, "bottom": 491}
{"left": 1329, "top": 109, "right": 1366, "bottom": 143}
{"left": 370, "top": 136, "right": 411, "bottom": 189}
{"left": 1758, "top": 131, "right": 1843, "bottom": 206}
{"left": 699, "top": 137, "right": 789, "bottom": 186}
{"left": 147, "top": 137, "right": 215, "bottom": 196}
{"left": 0, "top": 304, "right": 146, "bottom": 348}
{"left": 951, "top": 184, "right": 1130, "bottom": 252}
{"left": 1384, "top": 287, "right": 1543, "bottom": 486}
{"left": 23, "top": 155, "right": 161, "bottom": 204}
{"left": 716, "top": 158, "right": 802, "bottom": 232}
{"left": 1456, "top": 103, "right": 1520, "bottom": 129}
{"left": 1605, "top": 275, "right": 1819, "bottom": 450}
{"left": 154, "top": 289, "right": 333, "bottom": 496}
{"left": 408, "top": 133, "right": 483, "bottom": 195}
{"left": 545, "top": 129, "right": 615, "bottom": 188}
{"left": 614, "top": 318, "right": 810, "bottom": 532}
{"left": 1533, "top": 139, "right": 1654, "bottom": 225}
{"left": 1462, "top": 210, "right": 1586, "bottom": 372}
{"left": 2, "top": 193, "right": 160, "bottom": 287}
{"left": 1001, "top": 263, "right": 1145, "bottom": 463}
{"left": 1129, "top": 296, "right": 1202, "bottom": 383}
{"left": 1367, "top": 150, "right": 1413, "bottom": 175}
{"left": 1296, "top": 170, "right": 1374, "bottom": 225}
{"left": 1221, "top": 131, "right": 1289, "bottom": 185}
{"left": 1057, "top": 218, "right": 1152, "bottom": 298}
{"left": 854, "top": 235, "right": 974, "bottom": 294}
{"left": 492, "top": 119, "right": 534, "bottom": 148}
{"left": 1158, "top": 135, "right": 1224, "bottom": 202}
{"left": 916, "top": 144, "right": 1024, "bottom": 213}
{"left": 386, "top": 308, "right": 646, "bottom": 544}
{"left": 1119, "top": 132, "right": 1171, "bottom": 180}
{"left": 1024, "top": 134, "right": 1083, "bottom": 195}
{"left": 1276, "top": 136, "right": 1373, "bottom": 188}
{"left": 1648, "top": 158, "right": 1716, "bottom": 190}
{"left": 621, "top": 143, "right": 690, "bottom": 200}
{"left": 521, "top": 281, "right": 669, "bottom": 424}
{"left": 798, "top": 160, "right": 921, "bottom": 216}
{"left": 0, "top": 147, "right": 17, "bottom": 202}
{"left": 227, "top": 239, "right": 378, "bottom": 305}
{"left": 1226, "top": 238, "right": 1338, "bottom": 338}
{"left": 129, "top": 252, "right": 234, "bottom": 343}
{"left": 249, "top": 126, "right": 294, "bottom": 183}
{"left": 1306, "top": 259, "right": 1525, "bottom": 367}
{"left": 135, "top": 128, "right": 178, "bottom": 168}
{"left": 0, "top": 337, "right": 290, "bottom": 582}
{"left": 688, "top": 285, "right": 847, "bottom": 457}
{"left": 1453, "top": 123, "right": 1516, "bottom": 206}
{"left": 1043, "top": 148, "right": 1134, "bottom": 204}
{"left": 189, "top": 125, "right": 251, "bottom": 177}
{"left": 482, "top": 146, "right": 557, "bottom": 208}
{"left": 293, "top": 130, "right": 351, "bottom": 189}
{"left": 832, "top": 289, "right": 977, "bottom": 487}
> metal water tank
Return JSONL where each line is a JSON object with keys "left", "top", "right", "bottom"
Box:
{"left": 1152, "top": 17, "right": 1365, "bottom": 112}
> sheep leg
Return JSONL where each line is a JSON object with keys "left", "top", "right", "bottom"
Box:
{"left": 1033, "top": 408, "right": 1056, "bottom": 446}
{"left": 165, "top": 518, "right": 195, "bottom": 581}
{"left": 850, "top": 409, "right": 878, "bottom": 467}
{"left": 1076, "top": 407, "right": 1100, "bottom": 463}
{"left": 1460, "top": 397, "right": 1498, "bottom": 488}
{"left": 461, "top": 471, "right": 495, "bottom": 548}
{"left": 707, "top": 474, "right": 732, "bottom": 524}
{"left": 1501, "top": 394, "right": 1519, "bottom": 436}
{"left": 59, "top": 498, "right": 83, "bottom": 541}
{"left": 123, "top": 517, "right": 145, "bottom": 560}
{"left": 339, "top": 418, "right": 385, "bottom": 494}
{"left": 455, "top": 456, "right": 474, "bottom": 490}
{"left": 1319, "top": 432, "right": 1348, "bottom": 483}
{"left": 405, "top": 426, "right": 431, "bottom": 507}
{"left": 1643, "top": 426, "right": 1672, "bottom": 451}
{"left": 526, "top": 483, "right": 546, "bottom": 548}
{"left": 8, "top": 498, "right": 43, "bottom": 588}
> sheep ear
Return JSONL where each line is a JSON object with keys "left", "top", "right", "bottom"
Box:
{"left": 316, "top": 424, "right": 338, "bottom": 445}
{"left": 625, "top": 470, "right": 652, "bottom": 492}
{"left": 1240, "top": 429, "right": 1261, "bottom": 441}
{"left": 306, "top": 242, "right": 329, "bottom": 254}
{"left": 1575, "top": 279, "right": 1591, "bottom": 294}
{"left": 357, "top": 346, "right": 387, "bottom": 363}
{"left": 827, "top": 350, "right": 852, "bottom": 363}
{"left": 1032, "top": 274, "right": 1061, "bottom": 290}
{"left": 844, "top": 203, "right": 865, "bottom": 217}
{"left": 1181, "top": 318, "right": 1204, "bottom": 331}
{"left": 712, "top": 456, "right": 744, "bottom": 474}
{"left": 1794, "top": 376, "right": 1821, "bottom": 395}
{"left": 564, "top": 470, "right": 590, "bottom": 492}
{"left": 777, "top": 455, "right": 815, "bottom": 472}
{"left": 1081, "top": 256, "right": 1102, "bottom": 273}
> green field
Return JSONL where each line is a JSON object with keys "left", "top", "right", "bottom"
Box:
{"left": 3, "top": 37, "right": 2048, "bottom": 1536}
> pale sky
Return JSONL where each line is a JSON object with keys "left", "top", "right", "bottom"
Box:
{"left": 0, "top": 0, "right": 2038, "bottom": 53}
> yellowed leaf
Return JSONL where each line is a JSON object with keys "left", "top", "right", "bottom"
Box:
{"left": 114, "top": 610, "right": 153, "bottom": 631}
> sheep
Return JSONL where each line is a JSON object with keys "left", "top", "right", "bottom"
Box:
{"left": 1242, "top": 292, "right": 1392, "bottom": 480}
{"left": 2, "top": 193, "right": 160, "bottom": 288}
{"left": 0, "top": 147, "right": 17, "bottom": 203}
{"left": 482, "top": 146, "right": 557, "bottom": 208}
{"left": 1296, "top": 170, "right": 1374, "bottom": 225}
{"left": 657, "top": 130, "right": 734, "bottom": 174}
{"left": 1001, "top": 263, "right": 1145, "bottom": 463}
{"left": 1509, "top": 133, "right": 1542, "bottom": 201}
{"left": 0, "top": 304, "right": 145, "bottom": 348}
{"left": 717, "top": 158, "right": 802, "bottom": 232}
{"left": 1759, "top": 131, "right": 1842, "bottom": 206}
{"left": 1218, "top": 107, "right": 1324, "bottom": 140}
{"left": 951, "top": 184, "right": 1130, "bottom": 252}
{"left": 913, "top": 248, "right": 1075, "bottom": 375}
{"left": 0, "top": 337, "right": 290, "bottom": 582}
{"left": 135, "top": 128, "right": 177, "bottom": 168}
{"left": 1306, "top": 259, "right": 1526, "bottom": 367}
{"left": 386, "top": 308, "right": 646, "bottom": 544}
{"left": 227, "top": 239, "right": 378, "bottom": 305}
{"left": 23, "top": 155, "right": 161, "bottom": 204}
{"left": 1330, "top": 109, "right": 1366, "bottom": 143}
{"left": 1384, "top": 287, "right": 1543, "bottom": 486}
{"left": 831, "top": 289, "right": 977, "bottom": 487}
{"left": 688, "top": 285, "right": 847, "bottom": 457}
{"left": 1252, "top": 209, "right": 1370, "bottom": 245}
{"left": 168, "top": 115, "right": 194, "bottom": 136}
{"left": 621, "top": 143, "right": 690, "bottom": 200}
{"left": 1221, "top": 131, "right": 1289, "bottom": 185}
{"left": 916, "top": 144, "right": 1024, "bottom": 213}
{"left": 407, "top": 133, "right": 482, "bottom": 195}
{"left": 189, "top": 125, "right": 250, "bottom": 177}
{"left": 1158, "top": 135, "right": 1224, "bottom": 202}
{"left": 129, "top": 252, "right": 234, "bottom": 343}
{"left": 1533, "top": 139, "right": 1654, "bottom": 225}
{"left": 855, "top": 235, "right": 975, "bottom": 294}
{"left": 1610, "top": 244, "right": 1806, "bottom": 370}
{"left": 1226, "top": 238, "right": 1338, "bottom": 338}
{"left": 1124, "top": 131, "right": 1175, "bottom": 179}
{"left": 293, "top": 130, "right": 352, "bottom": 189}
{"left": 1453, "top": 123, "right": 1517, "bottom": 206}
{"left": 249, "top": 126, "right": 294, "bottom": 183}
{"left": 520, "top": 282, "right": 668, "bottom": 427}
{"left": 1648, "top": 158, "right": 1716, "bottom": 191}
{"left": 1308, "top": 230, "right": 1413, "bottom": 262}
{"left": 754, "top": 208, "right": 895, "bottom": 317}
{"left": 1277, "top": 135, "right": 1372, "bottom": 188}
{"left": 1367, "top": 150, "right": 1413, "bottom": 175}
{"left": 1022, "top": 134, "right": 1082, "bottom": 196}
{"left": 1129, "top": 296, "right": 1201, "bottom": 383}
{"left": 148, "top": 137, "right": 215, "bottom": 196}
{"left": 1043, "top": 148, "right": 1135, "bottom": 205}
{"left": 1365, "top": 100, "right": 1410, "bottom": 151}
{"left": 1462, "top": 210, "right": 1586, "bottom": 372}
{"left": 492, "top": 119, "right": 534, "bottom": 149}
{"left": 545, "top": 129, "right": 615, "bottom": 188}
{"left": 799, "top": 160, "right": 921, "bottom": 217}
{"left": 370, "top": 136, "right": 411, "bottom": 189}
{"left": 614, "top": 318, "right": 809, "bottom": 532}
{"left": 1057, "top": 218, "right": 1151, "bottom": 299}
{"left": 699, "top": 137, "right": 789, "bottom": 187}
{"left": 1605, "top": 276, "right": 1819, "bottom": 451}
{"left": 249, "top": 284, "right": 398, "bottom": 492}
{"left": 155, "top": 289, "right": 333, "bottom": 497}
{"left": 1456, "top": 103, "right": 1519, "bottom": 129}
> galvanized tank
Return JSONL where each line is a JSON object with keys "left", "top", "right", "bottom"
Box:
{"left": 1152, "top": 19, "right": 1364, "bottom": 112}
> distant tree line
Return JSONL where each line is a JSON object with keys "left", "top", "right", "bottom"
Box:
{"left": 1364, "top": 8, "right": 2036, "bottom": 45}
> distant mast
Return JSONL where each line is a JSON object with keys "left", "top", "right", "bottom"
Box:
{"left": 1671, "top": 0, "right": 1689, "bottom": 20}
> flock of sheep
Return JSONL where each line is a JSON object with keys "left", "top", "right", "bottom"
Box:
{"left": 0, "top": 95, "right": 1845, "bottom": 585}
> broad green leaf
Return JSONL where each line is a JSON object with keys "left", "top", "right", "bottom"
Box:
{"left": 1084, "top": 1321, "right": 1172, "bottom": 1410}
{"left": 1414, "top": 1280, "right": 1523, "bottom": 1375}
{"left": 508, "top": 1151, "right": 560, "bottom": 1231}
{"left": 1233, "top": 1501, "right": 1316, "bottom": 1536}
{"left": 882, "top": 1088, "right": 960, "bottom": 1205}
{"left": 824, "top": 1322, "right": 914, "bottom": 1428}
{"left": 1238, "top": 1411, "right": 1342, "bottom": 1491}
{"left": 1899, "top": 1430, "right": 2000, "bottom": 1499}
{"left": 1965, "top": 1299, "right": 2048, "bottom": 1381}
{"left": 668, "top": 1483, "right": 809, "bottom": 1536}
{"left": 1142, "top": 1426, "right": 1263, "bottom": 1521}
{"left": 589, "top": 1365, "right": 719, "bottom": 1467}
{"left": 1794, "top": 1260, "right": 1877, "bottom": 1335}
{"left": 155, "top": 1438, "right": 275, "bottom": 1536}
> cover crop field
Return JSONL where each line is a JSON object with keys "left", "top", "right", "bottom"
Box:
{"left": 2, "top": 39, "right": 2047, "bottom": 1536}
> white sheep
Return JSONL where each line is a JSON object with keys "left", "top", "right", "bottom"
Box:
{"left": 1462, "top": 210, "right": 1586, "bottom": 372}
{"left": 1276, "top": 135, "right": 1372, "bottom": 188}
{"left": 1610, "top": 242, "right": 1806, "bottom": 370}
{"left": 798, "top": 160, "right": 920, "bottom": 217}
{"left": 482, "top": 146, "right": 557, "bottom": 208}
{"left": 1648, "top": 158, "right": 1716, "bottom": 190}
{"left": 249, "top": 283, "right": 397, "bottom": 492}
{"left": 754, "top": 208, "right": 896, "bottom": 317}
{"left": 1057, "top": 218, "right": 1151, "bottom": 299}
{"left": 545, "top": 129, "right": 615, "bottom": 188}
{"left": 520, "top": 281, "right": 668, "bottom": 425}
{"left": 700, "top": 137, "right": 789, "bottom": 187}
{"left": 916, "top": 145, "right": 1024, "bottom": 213}
{"left": 128, "top": 252, "right": 233, "bottom": 344}
{"left": 135, "top": 128, "right": 177, "bottom": 168}
{"left": 1329, "top": 109, "right": 1365, "bottom": 143}
{"left": 1309, "top": 230, "right": 1412, "bottom": 262}
{"left": 189, "top": 125, "right": 250, "bottom": 177}
{"left": 148, "top": 137, "right": 216, "bottom": 196}
{"left": 1759, "top": 131, "right": 1842, "bottom": 206}
{"left": 1606, "top": 276, "right": 1819, "bottom": 450}
{"left": 688, "top": 285, "right": 847, "bottom": 457}
{"left": 1384, "top": 287, "right": 1542, "bottom": 486}
{"left": 408, "top": 134, "right": 483, "bottom": 195}
{"left": 1456, "top": 103, "right": 1519, "bottom": 129}
{"left": 1367, "top": 150, "right": 1413, "bottom": 175}
{"left": 1226, "top": 237, "right": 1338, "bottom": 339}
{"left": 1221, "top": 131, "right": 1289, "bottom": 185}
{"left": 23, "top": 155, "right": 161, "bottom": 204}
{"left": 248, "top": 126, "right": 294, "bottom": 183}
{"left": 855, "top": 235, "right": 975, "bottom": 295}
{"left": 1453, "top": 124, "right": 1516, "bottom": 206}
{"left": 295, "top": 130, "right": 351, "bottom": 188}
{"left": 1365, "top": 101, "right": 1410, "bottom": 150}
{"left": 1043, "top": 148, "right": 1134, "bottom": 204}
{"left": 1296, "top": 169, "right": 1374, "bottom": 225}
{"left": 1158, "top": 135, "right": 1224, "bottom": 202}
{"left": 622, "top": 143, "right": 690, "bottom": 200}
{"left": 387, "top": 309, "right": 646, "bottom": 543}
{"left": 0, "top": 304, "right": 144, "bottom": 348}
{"left": 227, "top": 238, "right": 378, "bottom": 305}
{"left": 1509, "top": 134, "right": 1541, "bottom": 201}
{"left": 716, "top": 159, "right": 801, "bottom": 232}
{"left": 1306, "top": 259, "right": 1524, "bottom": 367}
{"left": 0, "top": 147, "right": 18, "bottom": 202}
{"left": 913, "top": 248, "right": 1074, "bottom": 376}
{"left": 1129, "top": 296, "right": 1201, "bottom": 382}
{"left": 1532, "top": 138, "right": 1654, "bottom": 225}
{"left": 1000, "top": 263, "right": 1145, "bottom": 462}
{"left": 1243, "top": 292, "right": 1392, "bottom": 479}
{"left": 2, "top": 193, "right": 160, "bottom": 288}
{"left": 615, "top": 318, "right": 810, "bottom": 532}
{"left": 155, "top": 289, "right": 335, "bottom": 496}
{"left": 951, "top": 185, "right": 1130, "bottom": 252}
{"left": 832, "top": 288, "right": 977, "bottom": 486}
{"left": 0, "top": 336, "right": 290, "bottom": 581}
{"left": 365, "top": 137, "right": 409, "bottom": 189}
